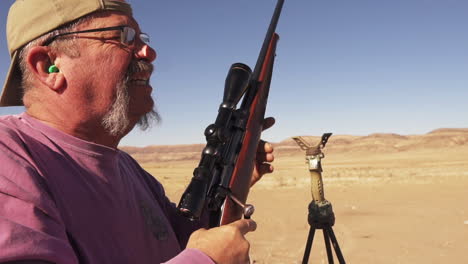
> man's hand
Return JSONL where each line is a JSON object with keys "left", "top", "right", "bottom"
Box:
{"left": 186, "top": 219, "right": 257, "bottom": 264}
{"left": 251, "top": 117, "right": 275, "bottom": 187}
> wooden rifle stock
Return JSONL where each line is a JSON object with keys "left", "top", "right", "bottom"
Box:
{"left": 220, "top": 34, "right": 279, "bottom": 225}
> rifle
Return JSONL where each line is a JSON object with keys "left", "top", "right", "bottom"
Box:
{"left": 177, "top": 0, "right": 285, "bottom": 227}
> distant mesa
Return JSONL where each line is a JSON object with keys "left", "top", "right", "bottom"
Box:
{"left": 120, "top": 128, "right": 468, "bottom": 163}
{"left": 427, "top": 128, "right": 468, "bottom": 134}
{"left": 361, "top": 133, "right": 408, "bottom": 140}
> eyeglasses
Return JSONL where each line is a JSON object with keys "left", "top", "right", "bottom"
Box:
{"left": 43, "top": 25, "right": 150, "bottom": 47}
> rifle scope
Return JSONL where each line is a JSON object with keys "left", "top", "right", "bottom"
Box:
{"left": 178, "top": 63, "right": 252, "bottom": 220}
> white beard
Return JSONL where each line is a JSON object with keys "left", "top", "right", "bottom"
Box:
{"left": 101, "top": 60, "right": 160, "bottom": 136}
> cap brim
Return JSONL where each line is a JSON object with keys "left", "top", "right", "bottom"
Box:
{"left": 0, "top": 51, "right": 24, "bottom": 106}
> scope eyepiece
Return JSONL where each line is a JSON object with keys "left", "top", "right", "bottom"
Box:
{"left": 177, "top": 168, "right": 212, "bottom": 220}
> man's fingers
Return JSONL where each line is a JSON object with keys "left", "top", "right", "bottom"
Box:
{"left": 229, "top": 219, "right": 257, "bottom": 235}
{"left": 262, "top": 117, "right": 275, "bottom": 131}
{"left": 255, "top": 163, "right": 274, "bottom": 175}
{"left": 254, "top": 153, "right": 274, "bottom": 164}
{"left": 257, "top": 140, "right": 274, "bottom": 154}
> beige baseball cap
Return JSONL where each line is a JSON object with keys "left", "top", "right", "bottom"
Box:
{"left": 0, "top": 0, "right": 133, "bottom": 106}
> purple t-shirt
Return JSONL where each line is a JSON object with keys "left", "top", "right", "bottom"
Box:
{"left": 0, "top": 113, "right": 213, "bottom": 264}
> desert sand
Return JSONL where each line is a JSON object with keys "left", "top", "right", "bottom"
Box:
{"left": 122, "top": 128, "right": 468, "bottom": 263}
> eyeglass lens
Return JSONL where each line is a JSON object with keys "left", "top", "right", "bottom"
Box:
{"left": 122, "top": 27, "right": 149, "bottom": 45}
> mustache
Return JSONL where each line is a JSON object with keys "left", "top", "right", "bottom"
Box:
{"left": 128, "top": 60, "right": 154, "bottom": 75}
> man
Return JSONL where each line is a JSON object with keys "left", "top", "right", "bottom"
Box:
{"left": 0, "top": 0, "right": 275, "bottom": 263}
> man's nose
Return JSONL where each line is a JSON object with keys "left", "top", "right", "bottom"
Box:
{"left": 134, "top": 44, "right": 157, "bottom": 62}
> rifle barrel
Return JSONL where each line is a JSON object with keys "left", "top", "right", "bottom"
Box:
{"left": 252, "top": 0, "right": 285, "bottom": 81}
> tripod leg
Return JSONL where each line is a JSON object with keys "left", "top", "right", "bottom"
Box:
{"left": 323, "top": 228, "right": 334, "bottom": 264}
{"left": 326, "top": 226, "right": 346, "bottom": 264}
{"left": 302, "top": 227, "right": 316, "bottom": 264}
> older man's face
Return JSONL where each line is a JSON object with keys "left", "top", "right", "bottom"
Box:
{"left": 59, "top": 11, "right": 157, "bottom": 136}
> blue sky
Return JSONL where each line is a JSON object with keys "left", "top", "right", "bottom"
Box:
{"left": 1, "top": 0, "right": 467, "bottom": 146}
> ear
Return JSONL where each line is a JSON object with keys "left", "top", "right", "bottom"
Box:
{"left": 26, "top": 46, "right": 66, "bottom": 91}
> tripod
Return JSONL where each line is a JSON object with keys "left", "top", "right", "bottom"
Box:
{"left": 302, "top": 200, "right": 345, "bottom": 264}
{"left": 292, "top": 134, "right": 346, "bottom": 264}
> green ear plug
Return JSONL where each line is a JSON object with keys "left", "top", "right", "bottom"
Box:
{"left": 48, "top": 65, "right": 59, "bottom": 73}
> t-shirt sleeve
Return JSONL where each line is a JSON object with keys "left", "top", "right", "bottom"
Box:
{"left": 0, "top": 144, "right": 78, "bottom": 264}
{"left": 162, "top": 248, "right": 214, "bottom": 264}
